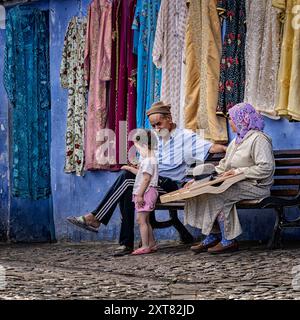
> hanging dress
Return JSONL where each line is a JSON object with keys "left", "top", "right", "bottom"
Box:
{"left": 114, "top": 0, "right": 137, "bottom": 166}
{"left": 60, "top": 16, "right": 88, "bottom": 176}
{"left": 153, "top": 0, "right": 188, "bottom": 127}
{"left": 4, "top": 6, "right": 51, "bottom": 200}
{"left": 273, "top": 0, "right": 300, "bottom": 121}
{"left": 216, "top": 0, "right": 247, "bottom": 116}
{"left": 84, "top": 0, "right": 112, "bottom": 170}
{"left": 184, "top": 0, "right": 228, "bottom": 143}
{"left": 132, "top": 0, "right": 162, "bottom": 129}
{"left": 244, "top": 0, "right": 281, "bottom": 118}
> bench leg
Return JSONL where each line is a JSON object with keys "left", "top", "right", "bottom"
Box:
{"left": 169, "top": 210, "right": 194, "bottom": 244}
{"left": 268, "top": 207, "right": 283, "bottom": 250}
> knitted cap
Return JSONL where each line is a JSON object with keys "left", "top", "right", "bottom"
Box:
{"left": 146, "top": 101, "right": 172, "bottom": 117}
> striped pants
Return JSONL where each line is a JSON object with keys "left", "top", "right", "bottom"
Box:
{"left": 91, "top": 170, "right": 179, "bottom": 247}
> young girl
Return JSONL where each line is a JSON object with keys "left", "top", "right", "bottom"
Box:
{"left": 127, "top": 130, "right": 159, "bottom": 255}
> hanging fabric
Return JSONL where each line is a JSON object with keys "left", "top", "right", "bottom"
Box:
{"left": 84, "top": 0, "right": 112, "bottom": 170}
{"left": 216, "top": 0, "right": 247, "bottom": 116}
{"left": 244, "top": 0, "right": 281, "bottom": 119}
{"left": 153, "top": 0, "right": 188, "bottom": 127}
{"left": 114, "top": 0, "right": 137, "bottom": 167}
{"left": 126, "top": 0, "right": 138, "bottom": 158}
{"left": 273, "top": 0, "right": 300, "bottom": 121}
{"left": 132, "top": 0, "right": 162, "bottom": 129}
{"left": 184, "top": 0, "right": 228, "bottom": 143}
{"left": 107, "top": 0, "right": 137, "bottom": 170}
{"left": 3, "top": 6, "right": 51, "bottom": 200}
{"left": 60, "top": 16, "right": 88, "bottom": 176}
{"left": 107, "top": 0, "right": 121, "bottom": 171}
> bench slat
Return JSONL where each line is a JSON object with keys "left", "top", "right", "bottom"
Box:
{"left": 206, "top": 150, "right": 300, "bottom": 163}
{"left": 274, "top": 150, "right": 300, "bottom": 158}
{"left": 270, "top": 189, "right": 299, "bottom": 197}
{"left": 275, "top": 159, "right": 300, "bottom": 166}
{"left": 273, "top": 178, "right": 300, "bottom": 186}
{"left": 275, "top": 168, "right": 300, "bottom": 175}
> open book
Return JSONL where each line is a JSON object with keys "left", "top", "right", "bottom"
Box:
{"left": 160, "top": 172, "right": 246, "bottom": 204}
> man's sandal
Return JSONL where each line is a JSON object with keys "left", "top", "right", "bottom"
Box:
{"left": 67, "top": 216, "right": 99, "bottom": 233}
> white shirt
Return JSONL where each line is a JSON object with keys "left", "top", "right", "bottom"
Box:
{"left": 133, "top": 157, "right": 159, "bottom": 195}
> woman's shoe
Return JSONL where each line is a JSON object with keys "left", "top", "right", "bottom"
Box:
{"left": 207, "top": 241, "right": 239, "bottom": 254}
{"left": 190, "top": 239, "right": 220, "bottom": 254}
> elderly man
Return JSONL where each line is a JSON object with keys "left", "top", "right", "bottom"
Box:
{"left": 67, "top": 101, "right": 227, "bottom": 256}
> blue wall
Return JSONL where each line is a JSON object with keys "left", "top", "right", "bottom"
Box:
{"left": 1, "top": 0, "right": 300, "bottom": 243}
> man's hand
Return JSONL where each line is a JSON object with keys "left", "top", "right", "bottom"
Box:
{"left": 136, "top": 194, "right": 145, "bottom": 208}
{"left": 209, "top": 144, "right": 227, "bottom": 154}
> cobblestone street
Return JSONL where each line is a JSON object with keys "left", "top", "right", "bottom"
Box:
{"left": 0, "top": 241, "right": 300, "bottom": 300}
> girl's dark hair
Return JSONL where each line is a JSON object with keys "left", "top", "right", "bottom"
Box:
{"left": 133, "top": 129, "right": 158, "bottom": 150}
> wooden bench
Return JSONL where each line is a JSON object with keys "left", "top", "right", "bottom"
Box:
{"left": 151, "top": 149, "right": 300, "bottom": 249}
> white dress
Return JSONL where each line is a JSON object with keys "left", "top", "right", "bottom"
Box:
{"left": 153, "top": 0, "right": 188, "bottom": 127}
{"left": 244, "top": 0, "right": 281, "bottom": 118}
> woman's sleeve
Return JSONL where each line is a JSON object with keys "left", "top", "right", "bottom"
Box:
{"left": 215, "top": 157, "right": 226, "bottom": 174}
{"left": 235, "top": 136, "right": 275, "bottom": 180}
{"left": 215, "top": 141, "right": 234, "bottom": 174}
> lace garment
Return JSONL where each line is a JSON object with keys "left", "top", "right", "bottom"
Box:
{"left": 153, "top": 0, "right": 188, "bottom": 127}
{"left": 244, "top": 0, "right": 281, "bottom": 118}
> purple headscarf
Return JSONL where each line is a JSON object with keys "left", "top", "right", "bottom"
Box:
{"left": 228, "top": 103, "right": 265, "bottom": 145}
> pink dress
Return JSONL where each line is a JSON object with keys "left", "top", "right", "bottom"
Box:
{"left": 84, "top": 0, "right": 112, "bottom": 170}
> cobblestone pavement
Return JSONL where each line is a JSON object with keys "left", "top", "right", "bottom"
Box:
{"left": 0, "top": 241, "right": 300, "bottom": 300}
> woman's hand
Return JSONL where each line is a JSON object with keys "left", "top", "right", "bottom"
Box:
{"left": 184, "top": 179, "right": 195, "bottom": 189}
{"left": 136, "top": 194, "right": 145, "bottom": 208}
{"left": 221, "top": 169, "right": 236, "bottom": 177}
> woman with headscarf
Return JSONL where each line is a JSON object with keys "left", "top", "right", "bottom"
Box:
{"left": 184, "top": 103, "right": 275, "bottom": 254}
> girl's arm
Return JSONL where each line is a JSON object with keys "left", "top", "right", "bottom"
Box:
{"left": 121, "top": 165, "right": 138, "bottom": 175}
{"left": 136, "top": 173, "right": 152, "bottom": 207}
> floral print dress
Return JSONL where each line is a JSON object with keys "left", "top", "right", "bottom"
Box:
{"left": 216, "top": 0, "right": 247, "bottom": 116}
{"left": 60, "top": 16, "right": 88, "bottom": 176}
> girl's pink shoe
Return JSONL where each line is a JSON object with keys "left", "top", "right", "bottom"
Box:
{"left": 132, "top": 247, "right": 152, "bottom": 255}
{"left": 150, "top": 244, "right": 158, "bottom": 252}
